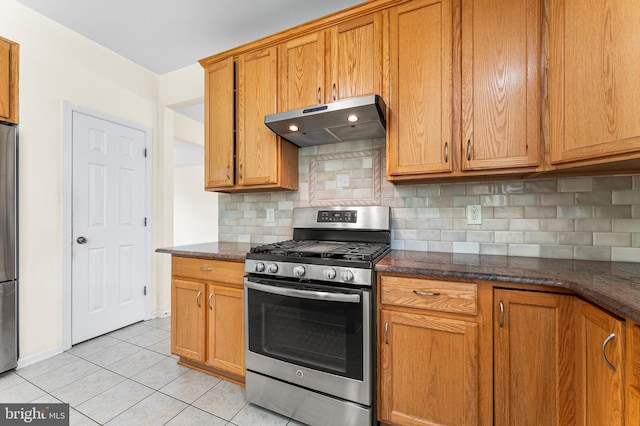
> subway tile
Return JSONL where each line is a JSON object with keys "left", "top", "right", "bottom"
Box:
{"left": 404, "top": 240, "right": 429, "bottom": 251}
{"left": 509, "top": 193, "right": 541, "bottom": 206}
{"left": 508, "top": 244, "right": 541, "bottom": 257}
{"left": 390, "top": 239, "right": 405, "bottom": 250}
{"left": 453, "top": 195, "right": 481, "bottom": 207}
{"left": 428, "top": 196, "right": 454, "bottom": 208}
{"left": 493, "top": 207, "right": 524, "bottom": 219}
{"left": 403, "top": 198, "right": 428, "bottom": 208}
{"left": 394, "top": 186, "right": 418, "bottom": 198}
{"left": 634, "top": 175, "right": 640, "bottom": 190}
{"left": 558, "top": 232, "right": 593, "bottom": 246}
{"left": 441, "top": 184, "right": 467, "bottom": 196}
{"left": 575, "top": 192, "right": 612, "bottom": 206}
{"left": 558, "top": 177, "right": 593, "bottom": 192}
{"left": 612, "top": 247, "right": 640, "bottom": 262}
{"left": 539, "top": 245, "right": 574, "bottom": 259}
{"left": 453, "top": 219, "right": 483, "bottom": 231}
{"left": 633, "top": 234, "right": 640, "bottom": 248}
{"left": 541, "top": 193, "right": 575, "bottom": 206}
{"left": 495, "top": 181, "right": 525, "bottom": 194}
{"left": 575, "top": 219, "right": 612, "bottom": 232}
{"left": 593, "top": 233, "right": 632, "bottom": 247}
{"left": 442, "top": 230, "right": 466, "bottom": 241}
{"left": 524, "top": 180, "right": 558, "bottom": 193}
{"left": 480, "top": 243, "right": 509, "bottom": 256}
{"left": 509, "top": 219, "right": 540, "bottom": 231}
{"left": 466, "top": 183, "right": 495, "bottom": 195}
{"left": 594, "top": 206, "right": 632, "bottom": 218}
{"left": 557, "top": 205, "right": 593, "bottom": 219}
{"left": 540, "top": 219, "right": 574, "bottom": 232}
{"left": 612, "top": 190, "right": 640, "bottom": 205}
{"left": 429, "top": 241, "right": 453, "bottom": 252}
{"left": 574, "top": 246, "right": 611, "bottom": 261}
{"left": 394, "top": 229, "right": 418, "bottom": 240}
{"left": 524, "top": 206, "right": 557, "bottom": 219}
{"left": 634, "top": 206, "right": 640, "bottom": 219}
{"left": 440, "top": 207, "right": 466, "bottom": 219}
{"left": 416, "top": 229, "right": 442, "bottom": 240}
{"left": 594, "top": 176, "right": 633, "bottom": 191}
{"left": 466, "top": 231, "right": 494, "bottom": 243}
{"left": 416, "top": 185, "right": 441, "bottom": 196}
{"left": 427, "top": 218, "right": 454, "bottom": 229}
{"left": 479, "top": 219, "right": 510, "bottom": 231}
{"left": 495, "top": 231, "right": 524, "bottom": 244}
{"left": 612, "top": 219, "right": 640, "bottom": 233}
{"left": 480, "top": 195, "right": 508, "bottom": 207}
{"left": 524, "top": 231, "right": 558, "bottom": 245}
{"left": 453, "top": 242, "right": 480, "bottom": 254}
{"left": 416, "top": 208, "right": 440, "bottom": 219}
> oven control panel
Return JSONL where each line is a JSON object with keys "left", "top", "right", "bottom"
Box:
{"left": 245, "top": 259, "right": 373, "bottom": 286}
{"left": 317, "top": 210, "right": 357, "bottom": 223}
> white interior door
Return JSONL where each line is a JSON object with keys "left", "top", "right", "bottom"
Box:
{"left": 72, "top": 111, "right": 148, "bottom": 344}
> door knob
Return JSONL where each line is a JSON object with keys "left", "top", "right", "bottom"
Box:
{"left": 76, "top": 236, "right": 87, "bottom": 244}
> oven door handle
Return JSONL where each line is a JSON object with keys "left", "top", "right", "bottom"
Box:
{"left": 245, "top": 280, "right": 361, "bottom": 304}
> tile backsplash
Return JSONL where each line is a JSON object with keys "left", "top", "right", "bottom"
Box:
{"left": 218, "top": 138, "right": 640, "bottom": 262}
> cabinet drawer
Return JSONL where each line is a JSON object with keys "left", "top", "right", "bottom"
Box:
{"left": 172, "top": 256, "right": 244, "bottom": 285}
{"left": 380, "top": 276, "right": 477, "bottom": 315}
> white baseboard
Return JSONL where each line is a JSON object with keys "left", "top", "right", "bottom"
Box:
{"left": 17, "top": 346, "right": 64, "bottom": 370}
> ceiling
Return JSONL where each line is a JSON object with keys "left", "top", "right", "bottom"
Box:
{"left": 16, "top": 0, "right": 364, "bottom": 75}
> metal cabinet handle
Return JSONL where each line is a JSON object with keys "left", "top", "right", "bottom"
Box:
{"left": 208, "top": 292, "right": 213, "bottom": 310}
{"left": 196, "top": 291, "right": 202, "bottom": 308}
{"left": 413, "top": 290, "right": 441, "bottom": 296}
{"left": 226, "top": 165, "right": 230, "bottom": 180}
{"left": 199, "top": 267, "right": 213, "bottom": 271}
{"left": 467, "top": 139, "right": 472, "bottom": 161}
{"left": 444, "top": 142, "right": 449, "bottom": 163}
{"left": 239, "top": 163, "right": 243, "bottom": 179}
{"left": 385, "top": 321, "right": 389, "bottom": 345}
{"left": 499, "top": 300, "right": 505, "bottom": 328}
{"left": 601, "top": 333, "right": 616, "bottom": 372}
{"left": 332, "top": 83, "right": 337, "bottom": 101}
{"left": 317, "top": 87, "right": 321, "bottom": 104}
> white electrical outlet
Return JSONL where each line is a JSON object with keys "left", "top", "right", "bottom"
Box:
{"left": 467, "top": 205, "right": 482, "bottom": 225}
{"left": 266, "top": 208, "right": 275, "bottom": 223}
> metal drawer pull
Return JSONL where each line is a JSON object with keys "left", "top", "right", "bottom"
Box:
{"left": 208, "top": 293, "right": 213, "bottom": 310}
{"left": 444, "top": 142, "right": 449, "bottom": 163}
{"left": 317, "top": 87, "right": 321, "bottom": 104}
{"left": 413, "top": 290, "right": 441, "bottom": 296}
{"left": 601, "top": 333, "right": 616, "bottom": 372}
{"left": 196, "top": 291, "right": 202, "bottom": 308}
{"left": 499, "top": 300, "right": 504, "bottom": 328}
{"left": 385, "top": 321, "right": 389, "bottom": 345}
{"left": 467, "top": 139, "right": 472, "bottom": 161}
{"left": 200, "top": 267, "right": 213, "bottom": 271}
{"left": 245, "top": 280, "right": 360, "bottom": 304}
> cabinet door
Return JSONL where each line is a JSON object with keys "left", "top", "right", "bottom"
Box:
{"left": 0, "top": 38, "right": 18, "bottom": 124}
{"left": 205, "top": 284, "right": 245, "bottom": 378}
{"left": 237, "top": 47, "right": 279, "bottom": 186}
{"left": 387, "top": 0, "right": 453, "bottom": 177}
{"left": 328, "top": 12, "right": 382, "bottom": 102}
{"left": 279, "top": 32, "right": 325, "bottom": 111}
{"left": 204, "top": 57, "right": 235, "bottom": 189}
{"left": 550, "top": 0, "right": 640, "bottom": 164}
{"left": 461, "top": 0, "right": 541, "bottom": 171}
{"left": 379, "top": 309, "right": 478, "bottom": 425}
{"left": 171, "top": 279, "right": 205, "bottom": 362}
{"left": 576, "top": 301, "right": 624, "bottom": 426}
{"left": 494, "top": 289, "right": 576, "bottom": 426}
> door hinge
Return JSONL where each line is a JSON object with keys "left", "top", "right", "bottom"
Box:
{"left": 144, "top": 286, "right": 147, "bottom": 296}
{"left": 143, "top": 148, "right": 148, "bottom": 158}
{"left": 144, "top": 217, "right": 147, "bottom": 226}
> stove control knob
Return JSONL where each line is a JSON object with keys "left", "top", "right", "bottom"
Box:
{"left": 324, "top": 268, "right": 337, "bottom": 280}
{"left": 293, "top": 265, "right": 306, "bottom": 277}
{"left": 267, "top": 263, "right": 279, "bottom": 274}
{"left": 254, "top": 262, "right": 265, "bottom": 273}
{"left": 341, "top": 270, "right": 354, "bottom": 282}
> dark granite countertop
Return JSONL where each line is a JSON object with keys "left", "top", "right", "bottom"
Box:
{"left": 376, "top": 250, "right": 640, "bottom": 323}
{"left": 155, "top": 242, "right": 253, "bottom": 262}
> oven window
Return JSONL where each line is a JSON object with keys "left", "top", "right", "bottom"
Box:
{"left": 247, "top": 286, "right": 364, "bottom": 380}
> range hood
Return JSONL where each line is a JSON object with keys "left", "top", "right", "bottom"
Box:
{"left": 264, "top": 94, "right": 387, "bottom": 147}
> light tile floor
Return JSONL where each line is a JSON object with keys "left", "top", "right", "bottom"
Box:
{"left": 0, "top": 317, "right": 305, "bottom": 425}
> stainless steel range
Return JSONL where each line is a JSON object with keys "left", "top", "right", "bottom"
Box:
{"left": 244, "top": 206, "right": 391, "bottom": 426}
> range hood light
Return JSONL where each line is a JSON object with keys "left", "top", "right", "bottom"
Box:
{"left": 347, "top": 114, "right": 359, "bottom": 123}
{"left": 289, "top": 124, "right": 299, "bottom": 132}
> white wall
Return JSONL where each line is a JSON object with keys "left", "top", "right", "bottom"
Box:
{"left": 174, "top": 164, "right": 218, "bottom": 245}
{"left": 0, "top": 0, "right": 203, "bottom": 362}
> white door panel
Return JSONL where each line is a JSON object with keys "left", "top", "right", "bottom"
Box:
{"left": 72, "top": 111, "right": 147, "bottom": 344}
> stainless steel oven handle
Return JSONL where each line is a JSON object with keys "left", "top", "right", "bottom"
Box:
{"left": 245, "top": 280, "right": 361, "bottom": 304}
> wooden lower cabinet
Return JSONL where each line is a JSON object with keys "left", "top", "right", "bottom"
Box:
{"left": 379, "top": 310, "right": 478, "bottom": 425}
{"left": 170, "top": 256, "right": 245, "bottom": 383}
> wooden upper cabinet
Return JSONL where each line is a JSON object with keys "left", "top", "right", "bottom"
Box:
{"left": 279, "top": 12, "right": 382, "bottom": 112}
{"left": 328, "top": 12, "right": 383, "bottom": 102}
{"left": 279, "top": 32, "right": 326, "bottom": 111}
{"left": 204, "top": 57, "right": 235, "bottom": 189}
{"left": 387, "top": 0, "right": 453, "bottom": 178}
{"left": 0, "top": 37, "right": 18, "bottom": 124}
{"left": 549, "top": 0, "right": 640, "bottom": 165}
{"left": 461, "top": 0, "right": 541, "bottom": 171}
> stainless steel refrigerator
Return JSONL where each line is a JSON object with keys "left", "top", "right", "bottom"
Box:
{"left": 0, "top": 122, "right": 17, "bottom": 373}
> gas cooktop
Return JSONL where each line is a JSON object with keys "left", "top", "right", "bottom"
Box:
{"left": 250, "top": 240, "right": 390, "bottom": 262}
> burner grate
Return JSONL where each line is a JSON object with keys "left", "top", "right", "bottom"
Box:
{"left": 251, "top": 240, "right": 388, "bottom": 262}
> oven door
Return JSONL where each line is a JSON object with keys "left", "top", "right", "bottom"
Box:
{"left": 244, "top": 277, "right": 372, "bottom": 406}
